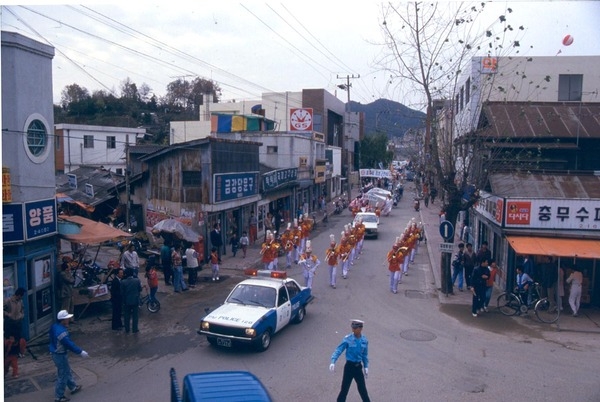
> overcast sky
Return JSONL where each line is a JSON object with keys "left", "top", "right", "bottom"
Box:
{"left": 2, "top": 1, "right": 599, "bottom": 109}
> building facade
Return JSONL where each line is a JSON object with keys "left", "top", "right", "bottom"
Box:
{"left": 2, "top": 31, "right": 58, "bottom": 339}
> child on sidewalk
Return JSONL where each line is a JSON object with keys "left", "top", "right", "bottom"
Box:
{"left": 210, "top": 247, "right": 220, "bottom": 281}
{"left": 229, "top": 233, "right": 239, "bottom": 257}
{"left": 4, "top": 334, "right": 26, "bottom": 379}
{"left": 145, "top": 264, "right": 159, "bottom": 303}
{"left": 239, "top": 231, "right": 249, "bottom": 258}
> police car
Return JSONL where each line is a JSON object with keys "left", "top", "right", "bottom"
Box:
{"left": 198, "top": 269, "right": 314, "bottom": 352}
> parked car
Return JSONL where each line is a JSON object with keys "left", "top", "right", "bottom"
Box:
{"left": 354, "top": 212, "right": 379, "bottom": 239}
{"left": 170, "top": 368, "right": 272, "bottom": 402}
{"left": 198, "top": 269, "right": 314, "bottom": 352}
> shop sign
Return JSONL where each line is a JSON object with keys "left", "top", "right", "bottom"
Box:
{"left": 25, "top": 198, "right": 57, "bottom": 240}
{"left": 263, "top": 168, "right": 297, "bottom": 191}
{"left": 505, "top": 198, "right": 600, "bottom": 230}
{"left": 213, "top": 172, "right": 259, "bottom": 203}
{"left": 359, "top": 169, "right": 392, "bottom": 179}
{"left": 2, "top": 167, "right": 12, "bottom": 203}
{"left": 475, "top": 191, "right": 503, "bottom": 225}
{"left": 2, "top": 203, "right": 25, "bottom": 243}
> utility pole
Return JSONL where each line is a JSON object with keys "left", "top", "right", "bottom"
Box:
{"left": 336, "top": 74, "right": 360, "bottom": 107}
{"left": 125, "top": 134, "right": 130, "bottom": 232}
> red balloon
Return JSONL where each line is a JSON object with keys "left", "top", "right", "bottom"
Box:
{"left": 562, "top": 35, "right": 574, "bottom": 46}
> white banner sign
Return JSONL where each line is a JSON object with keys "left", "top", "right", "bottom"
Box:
{"left": 504, "top": 198, "right": 600, "bottom": 230}
{"left": 359, "top": 169, "right": 392, "bottom": 179}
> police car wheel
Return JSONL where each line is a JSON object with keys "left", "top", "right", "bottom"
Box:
{"left": 256, "top": 330, "right": 272, "bottom": 352}
{"left": 293, "top": 307, "right": 306, "bottom": 324}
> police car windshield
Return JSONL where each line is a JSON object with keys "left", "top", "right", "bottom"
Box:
{"left": 228, "top": 284, "right": 276, "bottom": 308}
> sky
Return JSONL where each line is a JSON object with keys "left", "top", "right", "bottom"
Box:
{"left": 2, "top": 1, "right": 599, "bottom": 109}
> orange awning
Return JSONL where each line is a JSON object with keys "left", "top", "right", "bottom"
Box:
{"left": 58, "top": 215, "right": 131, "bottom": 244}
{"left": 506, "top": 236, "right": 600, "bottom": 259}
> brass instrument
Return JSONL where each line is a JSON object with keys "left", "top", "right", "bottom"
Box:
{"left": 260, "top": 243, "right": 269, "bottom": 255}
{"left": 342, "top": 252, "right": 349, "bottom": 262}
{"left": 326, "top": 249, "right": 335, "bottom": 260}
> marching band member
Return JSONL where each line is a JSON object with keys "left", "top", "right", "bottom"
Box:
{"left": 261, "top": 230, "right": 278, "bottom": 270}
{"left": 400, "top": 232, "right": 411, "bottom": 276}
{"left": 292, "top": 219, "right": 301, "bottom": 264}
{"left": 300, "top": 214, "right": 311, "bottom": 255}
{"left": 271, "top": 230, "right": 280, "bottom": 269}
{"left": 387, "top": 237, "right": 406, "bottom": 293}
{"left": 339, "top": 231, "right": 352, "bottom": 279}
{"left": 281, "top": 223, "right": 294, "bottom": 269}
{"left": 346, "top": 224, "right": 357, "bottom": 266}
{"left": 326, "top": 234, "right": 340, "bottom": 289}
{"left": 298, "top": 240, "right": 320, "bottom": 289}
{"left": 355, "top": 217, "right": 366, "bottom": 257}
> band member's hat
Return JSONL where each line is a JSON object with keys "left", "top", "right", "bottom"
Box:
{"left": 306, "top": 240, "right": 312, "bottom": 252}
{"left": 330, "top": 234, "right": 335, "bottom": 245}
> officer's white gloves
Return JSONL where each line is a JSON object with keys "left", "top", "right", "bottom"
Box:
{"left": 364, "top": 368, "right": 368, "bottom": 379}
{"left": 80, "top": 350, "right": 89, "bottom": 358}
{"left": 329, "top": 363, "right": 335, "bottom": 372}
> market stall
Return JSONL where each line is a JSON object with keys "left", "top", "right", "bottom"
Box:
{"left": 58, "top": 215, "right": 132, "bottom": 318}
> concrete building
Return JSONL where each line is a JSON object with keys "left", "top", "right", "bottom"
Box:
{"left": 2, "top": 31, "right": 57, "bottom": 338}
{"left": 55, "top": 123, "right": 145, "bottom": 174}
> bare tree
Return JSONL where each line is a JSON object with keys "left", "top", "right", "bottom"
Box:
{"left": 377, "top": 2, "right": 525, "bottom": 226}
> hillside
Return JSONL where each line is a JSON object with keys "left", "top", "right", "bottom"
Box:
{"left": 348, "top": 99, "right": 425, "bottom": 137}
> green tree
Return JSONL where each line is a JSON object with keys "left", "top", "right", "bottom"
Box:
{"left": 60, "top": 83, "right": 90, "bottom": 109}
{"left": 360, "top": 132, "right": 394, "bottom": 169}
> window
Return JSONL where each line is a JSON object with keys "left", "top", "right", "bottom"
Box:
{"left": 116, "top": 168, "right": 123, "bottom": 175}
{"left": 558, "top": 74, "right": 583, "bottom": 101}
{"left": 267, "top": 146, "right": 278, "bottom": 154}
{"left": 460, "top": 87, "right": 464, "bottom": 111}
{"left": 26, "top": 119, "right": 47, "bottom": 157}
{"left": 83, "top": 135, "right": 94, "bottom": 149}
{"left": 182, "top": 171, "right": 202, "bottom": 186}
{"left": 106, "top": 136, "right": 116, "bottom": 149}
{"left": 465, "top": 78, "right": 471, "bottom": 103}
{"left": 55, "top": 133, "right": 61, "bottom": 151}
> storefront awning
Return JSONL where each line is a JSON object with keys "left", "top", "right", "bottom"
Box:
{"left": 506, "top": 236, "right": 600, "bottom": 259}
{"left": 59, "top": 215, "right": 131, "bottom": 244}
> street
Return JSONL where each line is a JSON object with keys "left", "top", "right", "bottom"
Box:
{"left": 6, "top": 183, "right": 600, "bottom": 402}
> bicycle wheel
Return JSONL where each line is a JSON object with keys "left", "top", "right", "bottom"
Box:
{"left": 147, "top": 299, "right": 160, "bottom": 313}
{"left": 497, "top": 293, "right": 520, "bottom": 316}
{"left": 534, "top": 298, "right": 559, "bottom": 324}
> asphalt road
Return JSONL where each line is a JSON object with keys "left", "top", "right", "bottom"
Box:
{"left": 7, "top": 190, "right": 600, "bottom": 402}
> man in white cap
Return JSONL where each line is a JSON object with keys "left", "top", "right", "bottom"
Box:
{"left": 49, "top": 310, "right": 89, "bottom": 402}
{"left": 329, "top": 319, "right": 371, "bottom": 402}
{"left": 298, "top": 240, "right": 320, "bottom": 289}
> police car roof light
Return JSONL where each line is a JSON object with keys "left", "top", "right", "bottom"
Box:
{"left": 243, "top": 268, "right": 287, "bottom": 279}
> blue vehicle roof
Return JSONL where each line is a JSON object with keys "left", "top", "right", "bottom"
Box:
{"left": 182, "top": 371, "right": 272, "bottom": 402}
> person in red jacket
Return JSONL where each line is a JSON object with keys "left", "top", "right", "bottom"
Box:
{"left": 145, "top": 264, "right": 159, "bottom": 304}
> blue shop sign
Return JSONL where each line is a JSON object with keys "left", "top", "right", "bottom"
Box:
{"left": 25, "top": 198, "right": 57, "bottom": 240}
{"left": 2, "top": 203, "right": 25, "bottom": 243}
{"left": 214, "top": 172, "right": 259, "bottom": 203}
{"left": 263, "top": 168, "right": 298, "bottom": 191}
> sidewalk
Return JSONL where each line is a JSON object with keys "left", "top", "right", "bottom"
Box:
{"left": 417, "top": 190, "right": 600, "bottom": 333}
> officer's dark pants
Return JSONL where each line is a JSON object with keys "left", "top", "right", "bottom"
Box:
{"left": 337, "top": 361, "right": 371, "bottom": 402}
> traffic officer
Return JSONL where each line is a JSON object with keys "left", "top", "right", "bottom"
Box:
{"left": 329, "top": 319, "right": 371, "bottom": 402}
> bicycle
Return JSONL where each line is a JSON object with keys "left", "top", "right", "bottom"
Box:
{"left": 496, "top": 282, "right": 559, "bottom": 323}
{"left": 139, "top": 286, "right": 160, "bottom": 313}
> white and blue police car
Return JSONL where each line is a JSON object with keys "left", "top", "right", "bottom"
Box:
{"left": 198, "top": 269, "right": 314, "bottom": 352}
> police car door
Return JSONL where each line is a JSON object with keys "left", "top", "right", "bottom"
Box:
{"left": 275, "top": 285, "right": 291, "bottom": 332}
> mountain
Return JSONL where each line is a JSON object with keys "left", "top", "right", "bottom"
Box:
{"left": 348, "top": 99, "right": 426, "bottom": 137}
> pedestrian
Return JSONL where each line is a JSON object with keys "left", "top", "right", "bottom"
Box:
{"left": 185, "top": 244, "right": 200, "bottom": 288}
{"left": 463, "top": 243, "right": 476, "bottom": 289}
{"left": 171, "top": 245, "right": 188, "bottom": 292}
{"left": 229, "top": 232, "right": 239, "bottom": 257}
{"left": 210, "top": 247, "right": 220, "bottom": 281}
{"left": 160, "top": 240, "right": 173, "bottom": 286}
{"left": 110, "top": 268, "right": 124, "bottom": 331}
{"left": 522, "top": 254, "right": 536, "bottom": 281}
{"left": 566, "top": 267, "right": 583, "bottom": 317}
{"left": 58, "top": 261, "right": 75, "bottom": 315}
{"left": 4, "top": 333, "right": 26, "bottom": 379}
{"left": 329, "top": 319, "right": 371, "bottom": 402}
{"left": 210, "top": 223, "right": 223, "bottom": 262}
{"left": 49, "top": 310, "right": 89, "bottom": 402}
{"left": 326, "top": 234, "right": 340, "bottom": 289}
{"left": 248, "top": 212, "right": 258, "bottom": 245}
{"left": 121, "top": 268, "right": 142, "bottom": 333}
{"left": 471, "top": 258, "right": 489, "bottom": 317}
{"left": 298, "top": 240, "right": 320, "bottom": 289}
{"left": 145, "top": 264, "right": 159, "bottom": 304}
{"left": 484, "top": 259, "right": 500, "bottom": 312}
{"left": 121, "top": 243, "right": 140, "bottom": 278}
{"left": 476, "top": 241, "right": 492, "bottom": 266}
{"left": 450, "top": 243, "right": 465, "bottom": 294}
{"left": 515, "top": 265, "right": 534, "bottom": 306}
{"left": 240, "top": 231, "right": 249, "bottom": 258}
{"left": 3, "top": 287, "right": 25, "bottom": 339}
{"left": 430, "top": 187, "right": 438, "bottom": 204}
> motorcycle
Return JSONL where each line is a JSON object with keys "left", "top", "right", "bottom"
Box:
{"left": 413, "top": 198, "right": 421, "bottom": 212}
{"left": 333, "top": 201, "right": 343, "bottom": 215}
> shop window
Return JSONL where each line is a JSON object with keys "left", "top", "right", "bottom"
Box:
{"left": 267, "top": 146, "right": 278, "bottom": 154}
{"left": 3, "top": 262, "right": 17, "bottom": 299}
{"left": 183, "top": 170, "right": 202, "bottom": 186}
